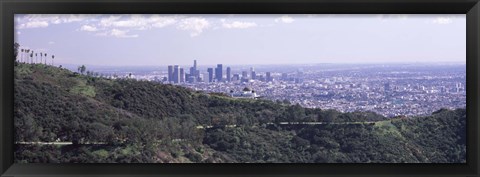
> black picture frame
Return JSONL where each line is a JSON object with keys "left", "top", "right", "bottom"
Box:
{"left": 1, "top": 0, "right": 479, "bottom": 176}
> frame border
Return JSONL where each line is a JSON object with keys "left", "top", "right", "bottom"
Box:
{"left": 1, "top": 0, "right": 479, "bottom": 176}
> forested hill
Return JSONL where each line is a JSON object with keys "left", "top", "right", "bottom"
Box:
{"left": 14, "top": 63, "right": 466, "bottom": 163}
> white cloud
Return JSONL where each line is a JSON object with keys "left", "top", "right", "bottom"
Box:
{"left": 48, "top": 41, "right": 55, "bottom": 45}
{"left": 222, "top": 21, "right": 257, "bottom": 29}
{"left": 275, "top": 15, "right": 295, "bottom": 23}
{"left": 177, "top": 17, "right": 210, "bottom": 37}
{"left": 16, "top": 14, "right": 93, "bottom": 29}
{"left": 17, "top": 21, "right": 49, "bottom": 29}
{"left": 17, "top": 14, "right": 213, "bottom": 37}
{"left": 99, "top": 15, "right": 122, "bottom": 27}
{"left": 377, "top": 14, "right": 408, "bottom": 21}
{"left": 17, "top": 31, "right": 21, "bottom": 35}
{"left": 150, "top": 15, "right": 177, "bottom": 28}
{"left": 80, "top": 25, "right": 98, "bottom": 32}
{"left": 97, "top": 15, "right": 177, "bottom": 30}
{"left": 97, "top": 29, "right": 139, "bottom": 38}
{"left": 433, "top": 17, "right": 453, "bottom": 25}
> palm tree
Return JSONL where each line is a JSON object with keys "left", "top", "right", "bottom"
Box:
{"left": 20, "top": 49, "right": 24, "bottom": 63}
{"left": 52, "top": 55, "right": 55, "bottom": 66}
{"left": 30, "top": 53, "right": 33, "bottom": 63}
{"left": 27, "top": 50, "right": 30, "bottom": 63}
{"left": 44, "top": 53, "right": 47, "bottom": 65}
{"left": 23, "top": 49, "right": 27, "bottom": 63}
{"left": 40, "top": 52, "right": 43, "bottom": 64}
{"left": 23, "top": 49, "right": 26, "bottom": 63}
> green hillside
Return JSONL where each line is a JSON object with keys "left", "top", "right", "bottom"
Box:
{"left": 14, "top": 63, "right": 466, "bottom": 163}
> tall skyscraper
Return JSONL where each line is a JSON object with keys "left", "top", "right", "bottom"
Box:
{"left": 173, "top": 65, "right": 180, "bottom": 83}
{"left": 226, "top": 67, "right": 231, "bottom": 82}
{"left": 281, "top": 73, "right": 288, "bottom": 81}
{"left": 168, "top": 65, "right": 173, "bottom": 82}
{"left": 215, "top": 64, "right": 223, "bottom": 82}
{"left": 189, "top": 66, "right": 195, "bottom": 79}
{"left": 189, "top": 60, "right": 200, "bottom": 82}
{"left": 242, "top": 71, "right": 248, "bottom": 79}
{"left": 180, "top": 68, "right": 185, "bottom": 83}
{"left": 250, "top": 67, "right": 255, "bottom": 80}
{"left": 233, "top": 74, "right": 240, "bottom": 81}
{"left": 266, "top": 72, "right": 272, "bottom": 82}
{"left": 207, "top": 68, "right": 214, "bottom": 82}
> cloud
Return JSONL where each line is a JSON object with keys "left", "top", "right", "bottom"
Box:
{"left": 48, "top": 41, "right": 55, "bottom": 45}
{"left": 17, "top": 21, "right": 49, "bottom": 29}
{"left": 433, "top": 17, "right": 453, "bottom": 25}
{"left": 17, "top": 14, "right": 212, "bottom": 37}
{"left": 222, "top": 21, "right": 257, "bottom": 29}
{"left": 97, "top": 15, "right": 177, "bottom": 30}
{"left": 97, "top": 29, "right": 139, "bottom": 38}
{"left": 80, "top": 25, "right": 98, "bottom": 32}
{"left": 177, "top": 17, "right": 210, "bottom": 37}
{"left": 16, "top": 14, "right": 93, "bottom": 29}
{"left": 275, "top": 15, "right": 295, "bottom": 23}
{"left": 377, "top": 14, "right": 408, "bottom": 21}
{"left": 150, "top": 15, "right": 177, "bottom": 28}
{"left": 99, "top": 15, "right": 122, "bottom": 27}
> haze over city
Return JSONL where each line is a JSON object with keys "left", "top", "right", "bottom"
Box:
{"left": 15, "top": 14, "right": 466, "bottom": 66}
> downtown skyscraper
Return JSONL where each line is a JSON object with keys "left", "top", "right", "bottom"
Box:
{"left": 215, "top": 64, "right": 223, "bottom": 82}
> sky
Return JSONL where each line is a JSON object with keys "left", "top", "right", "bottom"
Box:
{"left": 14, "top": 14, "right": 466, "bottom": 66}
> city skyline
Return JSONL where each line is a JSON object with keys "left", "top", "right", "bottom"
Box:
{"left": 15, "top": 14, "right": 466, "bottom": 66}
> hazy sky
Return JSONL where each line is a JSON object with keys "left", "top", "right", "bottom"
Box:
{"left": 14, "top": 14, "right": 466, "bottom": 66}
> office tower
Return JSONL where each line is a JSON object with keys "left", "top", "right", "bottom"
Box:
{"left": 215, "top": 64, "right": 223, "bottom": 82}
{"left": 168, "top": 65, "right": 173, "bottom": 82}
{"left": 226, "top": 67, "right": 231, "bottom": 82}
{"left": 190, "top": 60, "right": 200, "bottom": 82}
{"left": 295, "top": 70, "right": 304, "bottom": 83}
{"left": 266, "top": 72, "right": 272, "bottom": 82}
{"left": 189, "top": 67, "right": 195, "bottom": 79}
{"left": 242, "top": 71, "right": 248, "bottom": 79}
{"left": 384, "top": 83, "right": 391, "bottom": 91}
{"left": 281, "top": 73, "right": 288, "bottom": 81}
{"left": 207, "top": 68, "right": 214, "bottom": 82}
{"left": 180, "top": 68, "right": 185, "bottom": 83}
{"left": 173, "top": 65, "right": 180, "bottom": 83}
{"left": 233, "top": 74, "right": 240, "bottom": 81}
{"left": 250, "top": 67, "right": 255, "bottom": 80}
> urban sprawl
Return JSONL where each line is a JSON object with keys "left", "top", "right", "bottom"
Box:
{"left": 96, "top": 60, "right": 466, "bottom": 118}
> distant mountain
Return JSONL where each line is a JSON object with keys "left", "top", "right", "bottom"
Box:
{"left": 14, "top": 63, "right": 466, "bottom": 163}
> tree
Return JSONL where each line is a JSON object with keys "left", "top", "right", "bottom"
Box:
{"left": 25, "top": 49, "right": 29, "bottom": 63}
{"left": 20, "top": 49, "right": 24, "bottom": 63}
{"left": 26, "top": 49, "right": 30, "bottom": 63}
{"left": 78, "top": 65, "right": 86, "bottom": 75}
{"left": 35, "top": 53, "right": 38, "bottom": 63}
{"left": 51, "top": 55, "right": 55, "bottom": 66}
{"left": 14, "top": 42, "right": 20, "bottom": 62}
{"left": 44, "top": 53, "right": 47, "bottom": 65}
{"left": 40, "top": 52, "right": 43, "bottom": 64}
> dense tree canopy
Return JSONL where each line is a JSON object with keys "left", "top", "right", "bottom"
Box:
{"left": 14, "top": 63, "right": 466, "bottom": 163}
